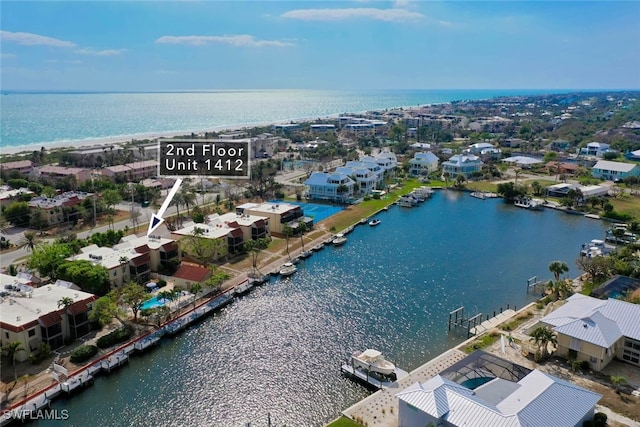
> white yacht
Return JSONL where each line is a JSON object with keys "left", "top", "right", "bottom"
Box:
{"left": 351, "top": 349, "right": 395, "bottom": 376}
{"left": 279, "top": 262, "right": 297, "bottom": 276}
{"left": 369, "top": 219, "right": 381, "bottom": 227}
{"left": 332, "top": 233, "right": 347, "bottom": 246}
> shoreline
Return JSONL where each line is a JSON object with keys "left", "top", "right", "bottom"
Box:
{"left": 1, "top": 96, "right": 458, "bottom": 157}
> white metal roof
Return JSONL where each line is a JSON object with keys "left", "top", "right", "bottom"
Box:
{"left": 541, "top": 293, "right": 640, "bottom": 344}
{"left": 397, "top": 369, "right": 601, "bottom": 427}
{"left": 553, "top": 311, "right": 622, "bottom": 348}
{"left": 593, "top": 160, "right": 637, "bottom": 173}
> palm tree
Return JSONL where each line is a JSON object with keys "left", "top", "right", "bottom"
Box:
{"left": 58, "top": 296, "right": 75, "bottom": 341}
{"left": 529, "top": 326, "right": 557, "bottom": 361}
{"left": 180, "top": 189, "right": 197, "bottom": 218}
{"left": 282, "top": 224, "right": 294, "bottom": 260}
{"left": 442, "top": 172, "right": 450, "bottom": 188}
{"left": 189, "top": 282, "right": 203, "bottom": 308}
{"left": 297, "top": 222, "right": 309, "bottom": 253}
{"left": 243, "top": 237, "right": 270, "bottom": 278}
{"left": 336, "top": 184, "right": 349, "bottom": 204}
{"left": 514, "top": 168, "right": 522, "bottom": 185}
{"left": 548, "top": 260, "right": 569, "bottom": 282}
{"left": 2, "top": 341, "right": 26, "bottom": 382}
{"left": 171, "top": 193, "right": 185, "bottom": 227}
{"left": 18, "top": 231, "right": 40, "bottom": 252}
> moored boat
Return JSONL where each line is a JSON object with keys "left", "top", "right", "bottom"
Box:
{"left": 279, "top": 262, "right": 297, "bottom": 276}
{"left": 332, "top": 233, "right": 347, "bottom": 246}
{"left": 369, "top": 219, "right": 381, "bottom": 227}
{"left": 299, "top": 250, "right": 312, "bottom": 259}
{"left": 351, "top": 349, "right": 395, "bottom": 376}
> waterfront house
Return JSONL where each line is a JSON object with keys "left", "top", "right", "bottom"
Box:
{"left": 236, "top": 202, "right": 309, "bottom": 235}
{"left": 101, "top": 160, "right": 158, "bottom": 181}
{"left": 36, "top": 165, "right": 92, "bottom": 183}
{"left": 0, "top": 160, "right": 34, "bottom": 176}
{"left": 115, "top": 234, "right": 181, "bottom": 275}
{"left": 345, "top": 160, "right": 385, "bottom": 187}
{"left": 409, "top": 152, "right": 439, "bottom": 176}
{"left": 171, "top": 262, "right": 211, "bottom": 289}
{"left": 397, "top": 368, "right": 600, "bottom": 427}
{"left": 172, "top": 219, "right": 244, "bottom": 258}
{"left": 304, "top": 172, "right": 356, "bottom": 204}
{"left": 0, "top": 283, "right": 96, "bottom": 359}
{"left": 335, "top": 165, "right": 377, "bottom": 195}
{"left": 69, "top": 244, "right": 151, "bottom": 288}
{"left": 546, "top": 183, "right": 608, "bottom": 199}
{"left": 538, "top": 293, "right": 640, "bottom": 371}
{"left": 359, "top": 151, "right": 397, "bottom": 177}
{"left": 581, "top": 142, "right": 616, "bottom": 158}
{"left": 591, "top": 160, "right": 640, "bottom": 181}
{"left": 173, "top": 211, "right": 270, "bottom": 257}
{"left": 441, "top": 154, "right": 483, "bottom": 178}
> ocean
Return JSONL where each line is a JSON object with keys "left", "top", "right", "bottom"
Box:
{"left": 1, "top": 89, "right": 554, "bottom": 149}
{"left": 38, "top": 193, "right": 606, "bottom": 427}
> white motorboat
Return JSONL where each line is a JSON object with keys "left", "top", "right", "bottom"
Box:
{"left": 299, "top": 250, "right": 312, "bottom": 259}
{"left": 369, "top": 219, "right": 381, "bottom": 227}
{"left": 332, "top": 233, "right": 347, "bottom": 246}
{"left": 279, "top": 262, "right": 297, "bottom": 276}
{"left": 351, "top": 349, "right": 395, "bottom": 376}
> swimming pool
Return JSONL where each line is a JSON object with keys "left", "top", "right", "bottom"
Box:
{"left": 270, "top": 200, "right": 344, "bottom": 223}
{"left": 140, "top": 295, "right": 169, "bottom": 311}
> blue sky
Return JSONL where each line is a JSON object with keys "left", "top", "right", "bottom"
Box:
{"left": 1, "top": 1, "right": 639, "bottom": 91}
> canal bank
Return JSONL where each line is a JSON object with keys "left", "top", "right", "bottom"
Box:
{"left": 22, "top": 192, "right": 608, "bottom": 426}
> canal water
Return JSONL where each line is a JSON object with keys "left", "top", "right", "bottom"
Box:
{"left": 42, "top": 192, "right": 607, "bottom": 426}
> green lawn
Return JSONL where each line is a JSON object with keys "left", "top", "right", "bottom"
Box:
{"left": 326, "top": 416, "right": 363, "bottom": 427}
{"left": 609, "top": 194, "right": 640, "bottom": 220}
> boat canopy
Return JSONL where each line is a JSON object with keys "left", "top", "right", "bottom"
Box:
{"left": 361, "top": 349, "right": 382, "bottom": 359}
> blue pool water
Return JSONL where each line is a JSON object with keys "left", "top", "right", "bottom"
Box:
{"left": 461, "top": 377, "right": 495, "bottom": 389}
{"left": 272, "top": 200, "right": 344, "bottom": 223}
{"left": 139, "top": 295, "right": 168, "bottom": 311}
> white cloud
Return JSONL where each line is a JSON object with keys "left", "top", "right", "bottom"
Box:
{"left": 74, "top": 48, "right": 127, "bottom": 56}
{"left": 156, "top": 35, "right": 294, "bottom": 48}
{"left": 281, "top": 8, "right": 424, "bottom": 22}
{"left": 393, "top": 0, "right": 411, "bottom": 8}
{"left": 0, "top": 30, "right": 76, "bottom": 47}
{"left": 44, "top": 59, "right": 84, "bottom": 64}
{"left": 1, "top": 53, "right": 17, "bottom": 59}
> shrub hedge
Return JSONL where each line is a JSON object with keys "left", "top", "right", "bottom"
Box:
{"left": 96, "top": 326, "right": 133, "bottom": 349}
{"left": 70, "top": 345, "right": 98, "bottom": 364}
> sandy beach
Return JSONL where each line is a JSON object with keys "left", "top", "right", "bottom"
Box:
{"left": 0, "top": 111, "right": 358, "bottom": 158}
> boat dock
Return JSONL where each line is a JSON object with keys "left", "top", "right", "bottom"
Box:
{"left": 0, "top": 282, "right": 249, "bottom": 426}
{"left": 342, "top": 349, "right": 468, "bottom": 427}
{"left": 340, "top": 364, "right": 409, "bottom": 390}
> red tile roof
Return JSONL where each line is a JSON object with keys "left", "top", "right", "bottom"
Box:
{"left": 161, "top": 242, "right": 178, "bottom": 252}
{"left": 67, "top": 296, "right": 96, "bottom": 315}
{"left": 38, "top": 311, "right": 62, "bottom": 328}
{"left": 135, "top": 244, "right": 151, "bottom": 254}
{"left": 130, "top": 253, "right": 150, "bottom": 267}
{"left": 173, "top": 263, "right": 210, "bottom": 283}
